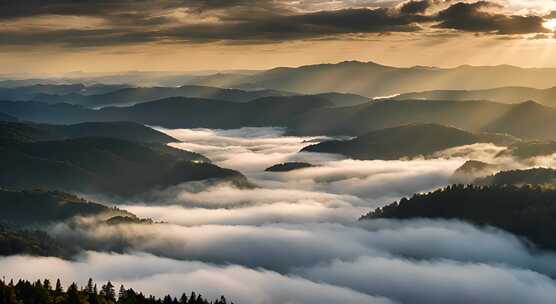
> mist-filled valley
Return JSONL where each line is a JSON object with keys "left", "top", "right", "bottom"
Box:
{"left": 3, "top": 120, "right": 556, "bottom": 303}
{"left": 5, "top": 1, "right": 556, "bottom": 302}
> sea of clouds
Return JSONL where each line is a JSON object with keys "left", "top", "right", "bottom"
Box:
{"left": 3, "top": 127, "right": 556, "bottom": 304}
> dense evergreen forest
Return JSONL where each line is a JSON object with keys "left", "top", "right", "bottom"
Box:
{"left": 362, "top": 184, "right": 556, "bottom": 250}
{"left": 0, "top": 278, "right": 233, "bottom": 304}
{"left": 475, "top": 168, "right": 556, "bottom": 186}
{"left": 0, "top": 225, "right": 72, "bottom": 257}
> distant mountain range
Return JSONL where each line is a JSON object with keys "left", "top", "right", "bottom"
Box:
{"left": 3, "top": 98, "right": 556, "bottom": 140}
{"left": 0, "top": 83, "right": 129, "bottom": 100}
{"left": 301, "top": 124, "right": 517, "bottom": 160}
{"left": 185, "top": 61, "right": 556, "bottom": 98}
{"left": 0, "top": 83, "right": 370, "bottom": 108}
{"left": 5, "top": 61, "right": 556, "bottom": 99}
{"left": 28, "top": 85, "right": 295, "bottom": 107}
{"left": 391, "top": 86, "right": 556, "bottom": 107}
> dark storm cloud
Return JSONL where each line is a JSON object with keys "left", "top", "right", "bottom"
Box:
{"left": 434, "top": 1, "right": 550, "bottom": 35}
{"left": 399, "top": 0, "right": 434, "bottom": 15}
{"left": 0, "top": 0, "right": 552, "bottom": 47}
{"left": 0, "top": 0, "right": 278, "bottom": 19}
{"left": 0, "top": 0, "right": 174, "bottom": 19}
{"left": 162, "top": 8, "right": 424, "bottom": 43}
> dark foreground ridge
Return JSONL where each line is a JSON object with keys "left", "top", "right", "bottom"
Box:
{"left": 0, "top": 278, "right": 233, "bottom": 304}
{"left": 362, "top": 184, "right": 556, "bottom": 251}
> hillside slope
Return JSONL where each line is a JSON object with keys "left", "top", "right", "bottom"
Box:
{"left": 301, "top": 124, "right": 516, "bottom": 160}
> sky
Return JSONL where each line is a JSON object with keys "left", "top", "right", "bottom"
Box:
{"left": 2, "top": 0, "right": 556, "bottom": 74}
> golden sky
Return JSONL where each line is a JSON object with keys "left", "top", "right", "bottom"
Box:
{"left": 1, "top": 0, "right": 556, "bottom": 74}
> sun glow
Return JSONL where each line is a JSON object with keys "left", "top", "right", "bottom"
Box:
{"left": 543, "top": 19, "right": 556, "bottom": 31}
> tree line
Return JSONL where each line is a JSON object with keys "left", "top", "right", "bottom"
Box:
{"left": 362, "top": 184, "right": 556, "bottom": 250}
{"left": 0, "top": 278, "right": 233, "bottom": 304}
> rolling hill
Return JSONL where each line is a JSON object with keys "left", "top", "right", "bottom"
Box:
{"left": 0, "top": 189, "right": 132, "bottom": 224}
{"left": 0, "top": 121, "right": 179, "bottom": 144}
{"left": 0, "top": 189, "right": 149, "bottom": 257}
{"left": 0, "top": 83, "right": 129, "bottom": 101}
{"left": 32, "top": 85, "right": 296, "bottom": 107}
{"left": 301, "top": 124, "right": 518, "bottom": 160}
{"left": 0, "top": 130, "right": 243, "bottom": 197}
{"left": 2, "top": 98, "right": 556, "bottom": 140}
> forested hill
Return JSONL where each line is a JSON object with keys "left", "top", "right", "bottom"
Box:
{"left": 0, "top": 278, "right": 233, "bottom": 304}
{"left": 0, "top": 189, "right": 151, "bottom": 257}
{"left": 0, "top": 189, "right": 132, "bottom": 224}
{"left": 0, "top": 121, "right": 178, "bottom": 144}
{"left": 362, "top": 185, "right": 556, "bottom": 250}
{"left": 475, "top": 168, "right": 556, "bottom": 187}
{"left": 301, "top": 123, "right": 516, "bottom": 160}
{"left": 0, "top": 137, "right": 244, "bottom": 197}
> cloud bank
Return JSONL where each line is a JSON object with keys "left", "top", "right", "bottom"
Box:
{"left": 4, "top": 126, "right": 556, "bottom": 303}
{"left": 0, "top": 1, "right": 552, "bottom": 48}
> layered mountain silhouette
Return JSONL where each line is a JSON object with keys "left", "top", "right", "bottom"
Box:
{"left": 391, "top": 86, "right": 556, "bottom": 107}
{"left": 31, "top": 85, "right": 295, "bottom": 107}
{"left": 2, "top": 97, "right": 555, "bottom": 140}
{"left": 301, "top": 124, "right": 517, "bottom": 160}
{"left": 1, "top": 83, "right": 370, "bottom": 108}
{"left": 9, "top": 61, "right": 556, "bottom": 99}
{"left": 185, "top": 61, "right": 556, "bottom": 98}
{"left": 0, "top": 83, "right": 129, "bottom": 101}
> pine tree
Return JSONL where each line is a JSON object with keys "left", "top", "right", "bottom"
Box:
{"left": 102, "top": 281, "right": 116, "bottom": 301}
{"left": 66, "top": 283, "right": 81, "bottom": 304}
{"left": 179, "top": 293, "right": 188, "bottom": 304}
{"left": 118, "top": 284, "right": 127, "bottom": 300}
{"left": 55, "top": 279, "right": 63, "bottom": 295}
{"left": 43, "top": 279, "right": 52, "bottom": 291}
{"left": 86, "top": 278, "right": 95, "bottom": 294}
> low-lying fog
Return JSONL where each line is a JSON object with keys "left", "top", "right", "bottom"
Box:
{"left": 4, "top": 127, "right": 556, "bottom": 304}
